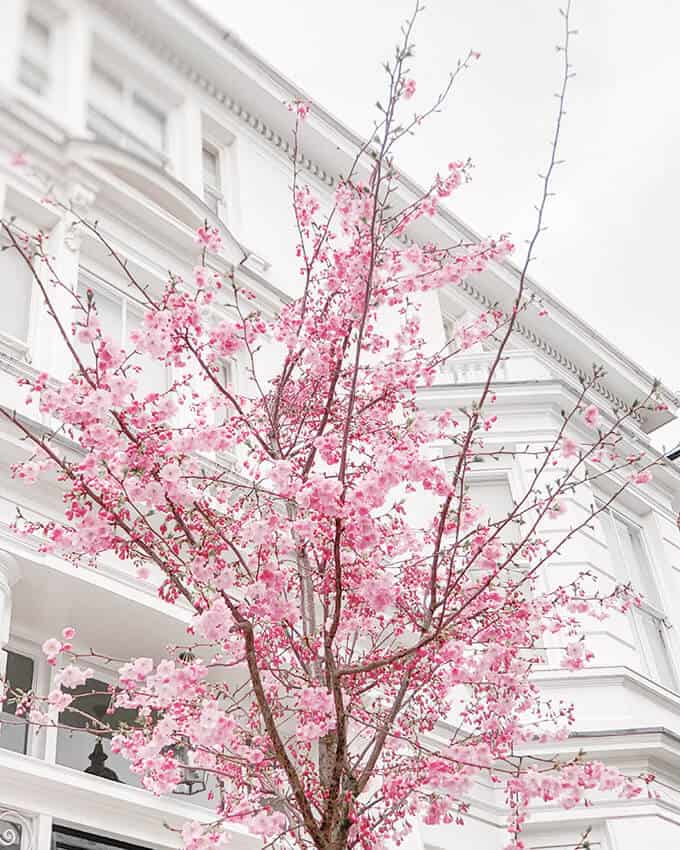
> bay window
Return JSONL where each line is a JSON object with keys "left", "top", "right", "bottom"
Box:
{"left": 87, "top": 62, "right": 168, "bottom": 168}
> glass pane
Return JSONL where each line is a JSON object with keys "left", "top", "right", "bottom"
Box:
{"left": 73, "top": 282, "right": 123, "bottom": 369}
{"left": 125, "top": 308, "right": 168, "bottom": 396}
{"left": 0, "top": 819, "right": 21, "bottom": 850}
{"left": 0, "top": 244, "right": 33, "bottom": 341}
{"left": 56, "top": 676, "right": 140, "bottom": 786}
{"left": 202, "top": 146, "right": 219, "bottom": 184}
{"left": 18, "top": 56, "right": 48, "bottom": 95}
{"left": 91, "top": 286, "right": 123, "bottom": 342}
{"left": 597, "top": 509, "right": 627, "bottom": 582}
{"left": 132, "top": 94, "right": 166, "bottom": 152}
{"left": 25, "top": 13, "right": 50, "bottom": 52}
{"left": 628, "top": 528, "right": 661, "bottom": 606}
{"left": 443, "top": 315, "right": 457, "bottom": 344}
{"left": 213, "top": 359, "right": 235, "bottom": 424}
{"left": 639, "top": 611, "right": 676, "bottom": 689}
{"left": 1, "top": 650, "right": 34, "bottom": 754}
{"left": 90, "top": 62, "right": 124, "bottom": 112}
{"left": 204, "top": 186, "right": 220, "bottom": 214}
{"left": 468, "top": 479, "right": 517, "bottom": 542}
{"left": 20, "top": 13, "right": 50, "bottom": 95}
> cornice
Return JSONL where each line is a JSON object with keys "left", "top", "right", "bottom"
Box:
{"left": 457, "top": 277, "right": 639, "bottom": 418}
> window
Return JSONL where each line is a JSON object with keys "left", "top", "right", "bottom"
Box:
{"left": 132, "top": 94, "right": 166, "bottom": 153}
{"left": 53, "top": 826, "right": 153, "bottom": 850}
{"left": 442, "top": 314, "right": 457, "bottom": 347}
{"left": 213, "top": 358, "right": 236, "bottom": 424}
{"left": 87, "top": 62, "right": 168, "bottom": 167}
{"left": 468, "top": 477, "right": 519, "bottom": 544}
{"left": 0, "top": 237, "right": 34, "bottom": 344}
{"left": 202, "top": 143, "right": 222, "bottom": 214}
{"left": 599, "top": 507, "right": 676, "bottom": 689}
{"left": 18, "top": 12, "right": 51, "bottom": 97}
{"left": 1, "top": 649, "right": 35, "bottom": 754}
{"left": 76, "top": 276, "right": 168, "bottom": 396}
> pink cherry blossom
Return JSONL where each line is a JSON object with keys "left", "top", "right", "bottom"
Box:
{"left": 583, "top": 404, "right": 600, "bottom": 427}
{"left": 403, "top": 78, "right": 416, "bottom": 99}
{"left": 560, "top": 436, "right": 579, "bottom": 459}
{"left": 195, "top": 225, "right": 223, "bottom": 253}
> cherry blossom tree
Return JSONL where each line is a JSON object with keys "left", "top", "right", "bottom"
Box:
{"left": 0, "top": 4, "right": 664, "bottom": 849}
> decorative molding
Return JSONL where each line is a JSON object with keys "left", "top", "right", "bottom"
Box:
{"left": 0, "top": 811, "right": 34, "bottom": 850}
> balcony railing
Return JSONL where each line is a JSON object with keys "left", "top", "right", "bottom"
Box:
{"left": 445, "top": 349, "right": 554, "bottom": 386}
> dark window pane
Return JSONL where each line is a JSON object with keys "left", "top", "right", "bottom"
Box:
{"left": 1, "top": 650, "right": 34, "bottom": 754}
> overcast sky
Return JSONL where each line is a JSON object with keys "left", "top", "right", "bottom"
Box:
{"left": 197, "top": 0, "right": 680, "bottom": 449}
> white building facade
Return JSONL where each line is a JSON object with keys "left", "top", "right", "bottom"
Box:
{"left": 1, "top": 2, "right": 680, "bottom": 849}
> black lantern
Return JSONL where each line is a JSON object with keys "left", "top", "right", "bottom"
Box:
{"left": 83, "top": 702, "right": 121, "bottom": 783}
{"left": 84, "top": 738, "right": 120, "bottom": 782}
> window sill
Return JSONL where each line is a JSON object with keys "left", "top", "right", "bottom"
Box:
{"left": 0, "top": 333, "right": 30, "bottom": 361}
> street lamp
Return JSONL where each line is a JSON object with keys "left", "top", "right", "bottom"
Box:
{"left": 170, "top": 651, "right": 207, "bottom": 796}
{"left": 170, "top": 740, "right": 207, "bottom": 796}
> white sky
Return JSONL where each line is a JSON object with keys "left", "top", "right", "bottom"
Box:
{"left": 197, "top": 0, "right": 680, "bottom": 449}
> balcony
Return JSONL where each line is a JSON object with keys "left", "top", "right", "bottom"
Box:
{"left": 444, "top": 349, "right": 554, "bottom": 386}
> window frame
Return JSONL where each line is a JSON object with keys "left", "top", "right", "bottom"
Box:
{"left": 1, "top": 637, "right": 41, "bottom": 758}
{"left": 18, "top": 10, "right": 52, "bottom": 98}
{"left": 76, "top": 269, "right": 170, "bottom": 395}
{"left": 86, "top": 59, "right": 171, "bottom": 169}
{"left": 202, "top": 141, "right": 224, "bottom": 215}
{"left": 0, "top": 219, "right": 42, "bottom": 359}
{"left": 598, "top": 502, "right": 678, "bottom": 689}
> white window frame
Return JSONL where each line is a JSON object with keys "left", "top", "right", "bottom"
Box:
{"left": 0, "top": 218, "right": 42, "bottom": 360}
{"left": 1, "top": 636, "right": 43, "bottom": 759}
{"left": 598, "top": 503, "right": 677, "bottom": 689}
{"left": 17, "top": 3, "right": 57, "bottom": 102}
{"left": 86, "top": 59, "right": 171, "bottom": 169}
{"left": 202, "top": 140, "right": 224, "bottom": 216}
{"left": 77, "top": 269, "right": 170, "bottom": 394}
